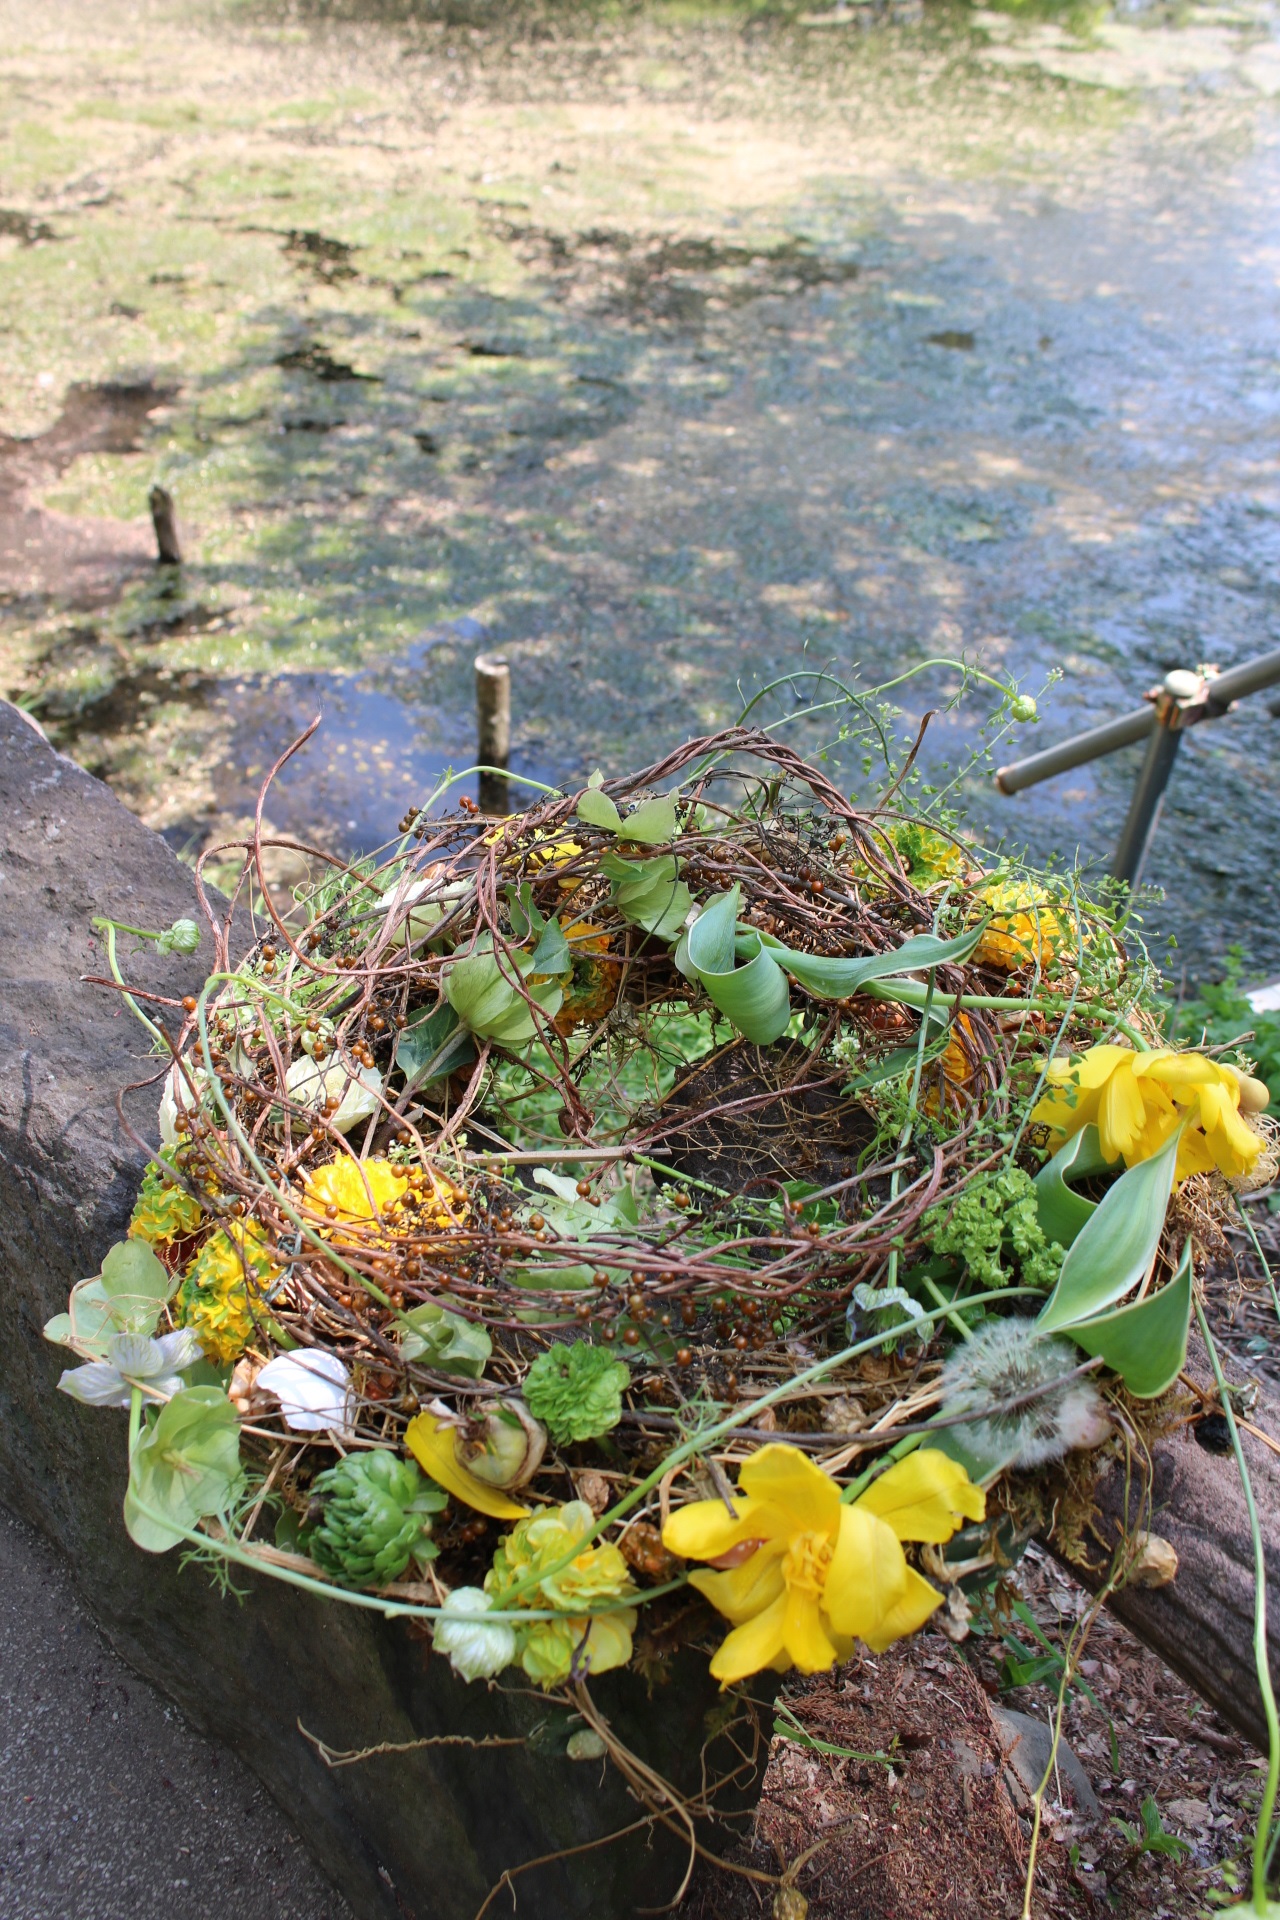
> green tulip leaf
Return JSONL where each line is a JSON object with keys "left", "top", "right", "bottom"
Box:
{"left": 1036, "top": 1129, "right": 1179, "bottom": 1335}
{"left": 1032, "top": 1125, "right": 1116, "bottom": 1251}
{"left": 621, "top": 794, "right": 679, "bottom": 844}
{"left": 1063, "top": 1239, "right": 1192, "bottom": 1398}
{"left": 399, "top": 1303, "right": 492, "bottom": 1379}
{"left": 576, "top": 787, "right": 623, "bottom": 832}
{"left": 759, "top": 921, "right": 987, "bottom": 1001}
{"left": 123, "top": 1386, "right": 244, "bottom": 1553}
{"left": 685, "top": 888, "right": 792, "bottom": 1044}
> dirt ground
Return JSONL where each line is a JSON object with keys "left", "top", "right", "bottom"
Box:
{"left": 686, "top": 1541, "right": 1265, "bottom": 1920}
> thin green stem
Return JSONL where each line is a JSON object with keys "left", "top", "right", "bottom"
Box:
{"left": 94, "top": 920, "right": 167, "bottom": 1047}
{"left": 1195, "top": 1294, "right": 1279, "bottom": 1913}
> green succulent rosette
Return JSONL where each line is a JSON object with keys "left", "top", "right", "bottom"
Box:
{"left": 307, "top": 1450, "right": 447, "bottom": 1587}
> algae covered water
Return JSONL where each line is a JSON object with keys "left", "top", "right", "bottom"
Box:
{"left": 2, "top": 0, "right": 1279, "bottom": 976}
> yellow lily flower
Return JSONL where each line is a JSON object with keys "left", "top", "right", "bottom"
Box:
{"left": 1031, "top": 1044, "right": 1264, "bottom": 1183}
{"left": 404, "top": 1412, "right": 530, "bottom": 1521}
{"left": 662, "top": 1445, "right": 984, "bottom": 1685}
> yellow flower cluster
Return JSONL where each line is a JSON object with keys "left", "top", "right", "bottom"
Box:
{"left": 1032, "top": 1044, "right": 1268, "bottom": 1183}
{"left": 972, "top": 879, "right": 1064, "bottom": 973}
{"left": 663, "top": 1445, "right": 984, "bottom": 1685}
{"left": 176, "top": 1223, "right": 279, "bottom": 1367}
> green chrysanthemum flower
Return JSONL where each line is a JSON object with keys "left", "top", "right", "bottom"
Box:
{"left": 524, "top": 1342, "right": 630, "bottom": 1446}
{"left": 308, "top": 1450, "right": 446, "bottom": 1587}
{"left": 485, "top": 1500, "right": 637, "bottom": 1689}
{"left": 128, "top": 1153, "right": 205, "bottom": 1248}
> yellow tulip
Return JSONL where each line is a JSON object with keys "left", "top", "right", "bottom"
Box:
{"left": 404, "top": 1412, "right": 530, "bottom": 1521}
{"left": 1031, "top": 1044, "right": 1264, "bottom": 1183}
{"left": 662, "top": 1445, "right": 984, "bottom": 1685}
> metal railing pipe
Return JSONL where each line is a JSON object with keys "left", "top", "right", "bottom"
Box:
{"left": 995, "top": 705, "right": 1154, "bottom": 795}
{"left": 1206, "top": 646, "right": 1280, "bottom": 706}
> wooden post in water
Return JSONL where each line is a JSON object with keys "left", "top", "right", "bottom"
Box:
{"left": 148, "top": 484, "right": 182, "bottom": 565}
{"left": 475, "top": 652, "right": 510, "bottom": 816}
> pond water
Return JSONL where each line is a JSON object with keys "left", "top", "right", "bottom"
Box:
{"left": 2, "top": 0, "right": 1280, "bottom": 975}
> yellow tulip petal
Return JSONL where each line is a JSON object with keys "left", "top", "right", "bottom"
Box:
{"left": 689, "top": 1548, "right": 788, "bottom": 1626}
{"left": 738, "top": 1444, "right": 842, "bottom": 1537}
{"left": 1175, "top": 1129, "right": 1216, "bottom": 1182}
{"left": 708, "top": 1592, "right": 790, "bottom": 1684}
{"left": 1134, "top": 1050, "right": 1216, "bottom": 1088}
{"left": 780, "top": 1586, "right": 840, "bottom": 1675}
{"left": 1075, "top": 1045, "right": 1136, "bottom": 1090}
{"left": 855, "top": 1449, "right": 986, "bottom": 1543}
{"left": 404, "top": 1413, "right": 529, "bottom": 1519}
{"left": 1197, "top": 1085, "right": 1262, "bottom": 1175}
{"left": 1098, "top": 1061, "right": 1147, "bottom": 1161}
{"left": 660, "top": 1489, "right": 759, "bottom": 1566}
{"left": 860, "top": 1566, "right": 945, "bottom": 1653}
{"left": 821, "top": 1505, "right": 909, "bottom": 1643}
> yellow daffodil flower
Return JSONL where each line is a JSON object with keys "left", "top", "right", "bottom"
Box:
{"left": 662, "top": 1445, "right": 984, "bottom": 1685}
{"left": 1031, "top": 1044, "right": 1265, "bottom": 1183}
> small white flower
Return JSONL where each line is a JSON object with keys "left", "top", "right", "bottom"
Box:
{"left": 255, "top": 1350, "right": 354, "bottom": 1433}
{"left": 158, "top": 1062, "right": 207, "bottom": 1147}
{"left": 284, "top": 1056, "right": 382, "bottom": 1133}
{"left": 432, "top": 1587, "right": 518, "bottom": 1682}
{"left": 58, "top": 1329, "right": 203, "bottom": 1407}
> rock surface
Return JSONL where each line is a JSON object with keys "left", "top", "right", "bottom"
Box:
{"left": 0, "top": 702, "right": 764, "bottom": 1920}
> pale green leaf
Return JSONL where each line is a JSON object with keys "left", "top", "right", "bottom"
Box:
{"left": 1036, "top": 1130, "right": 1179, "bottom": 1335}
{"left": 100, "top": 1239, "right": 175, "bottom": 1305}
{"left": 621, "top": 794, "right": 678, "bottom": 844}
{"left": 529, "top": 916, "right": 571, "bottom": 976}
{"left": 399, "top": 1303, "right": 492, "bottom": 1378}
{"left": 576, "top": 788, "right": 623, "bottom": 832}
{"left": 123, "top": 1387, "right": 244, "bottom": 1554}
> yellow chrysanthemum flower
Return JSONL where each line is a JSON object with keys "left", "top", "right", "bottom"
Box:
{"left": 663, "top": 1445, "right": 984, "bottom": 1685}
{"left": 303, "top": 1157, "right": 409, "bottom": 1225}
{"left": 1031, "top": 1044, "right": 1267, "bottom": 1183}
{"left": 175, "top": 1223, "right": 278, "bottom": 1367}
{"left": 302, "top": 1157, "right": 468, "bottom": 1238}
{"left": 972, "top": 880, "right": 1064, "bottom": 972}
